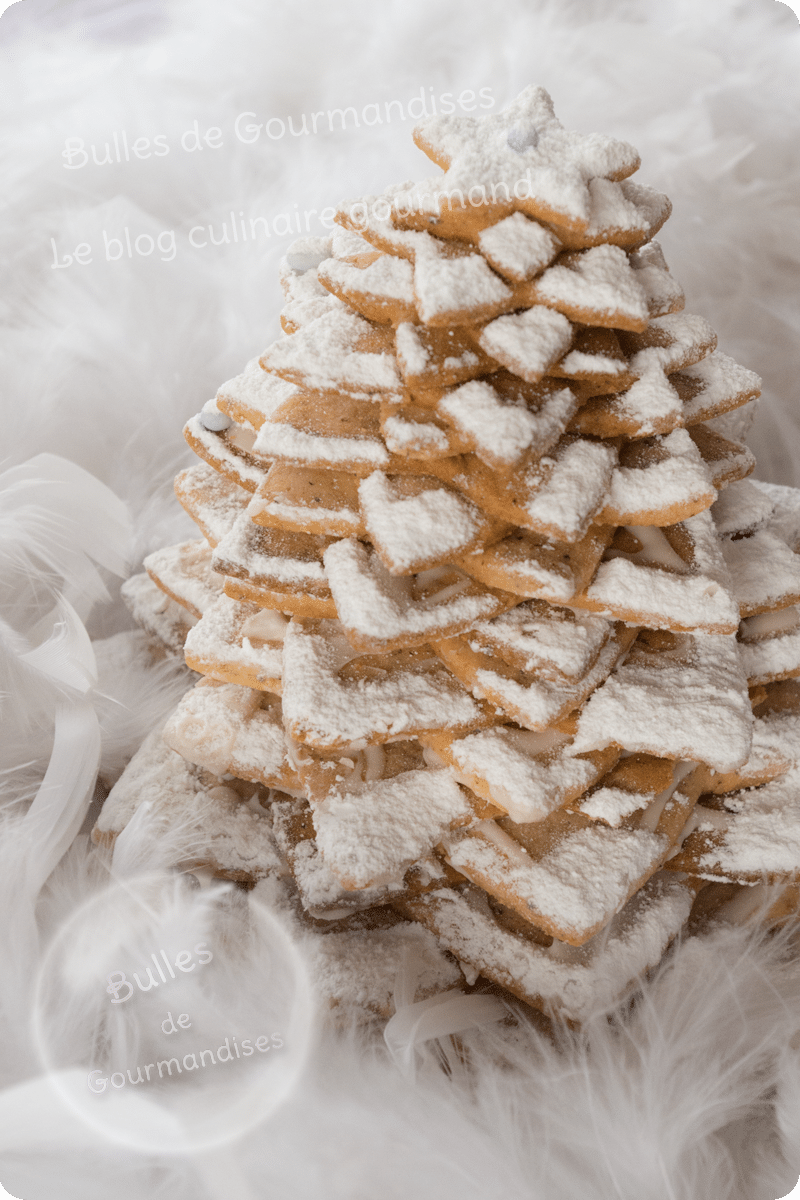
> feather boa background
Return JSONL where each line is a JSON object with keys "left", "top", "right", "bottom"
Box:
{"left": 1, "top": 1, "right": 800, "bottom": 1197}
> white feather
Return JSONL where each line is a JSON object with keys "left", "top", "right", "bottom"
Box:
{"left": 0, "top": 454, "right": 132, "bottom": 618}
{"left": 20, "top": 597, "right": 97, "bottom": 693}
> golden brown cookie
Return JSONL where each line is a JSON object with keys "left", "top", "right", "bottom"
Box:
{"left": 250, "top": 464, "right": 365, "bottom": 538}
{"left": 440, "top": 763, "right": 705, "bottom": 945}
{"left": 162, "top": 678, "right": 299, "bottom": 790}
{"left": 174, "top": 461, "right": 251, "bottom": 547}
{"left": 183, "top": 415, "right": 269, "bottom": 493}
{"left": 456, "top": 522, "right": 614, "bottom": 604}
{"left": 183, "top": 594, "right": 285, "bottom": 693}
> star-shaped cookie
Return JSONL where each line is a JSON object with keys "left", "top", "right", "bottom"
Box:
{"left": 393, "top": 85, "right": 640, "bottom": 239}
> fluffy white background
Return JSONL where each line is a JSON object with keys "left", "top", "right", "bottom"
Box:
{"left": 2, "top": 1, "right": 800, "bottom": 1197}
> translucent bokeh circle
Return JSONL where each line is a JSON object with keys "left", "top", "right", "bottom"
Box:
{"left": 32, "top": 872, "right": 314, "bottom": 1154}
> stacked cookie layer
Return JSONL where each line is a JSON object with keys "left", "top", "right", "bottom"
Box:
{"left": 103, "top": 87, "right": 800, "bottom": 1023}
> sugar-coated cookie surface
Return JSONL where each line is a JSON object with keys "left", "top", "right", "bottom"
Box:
{"left": 103, "top": 84, "right": 800, "bottom": 1022}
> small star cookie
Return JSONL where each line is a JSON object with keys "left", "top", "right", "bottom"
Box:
{"left": 395, "top": 85, "right": 640, "bottom": 239}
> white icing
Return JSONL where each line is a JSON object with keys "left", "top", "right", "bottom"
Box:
{"left": 579, "top": 785, "right": 654, "bottom": 827}
{"left": 628, "top": 313, "right": 716, "bottom": 378}
{"left": 625, "top": 525, "right": 689, "bottom": 571}
{"left": 185, "top": 595, "right": 283, "bottom": 680}
{"left": 184, "top": 415, "right": 268, "bottom": 490}
{"left": 240, "top": 607, "right": 289, "bottom": 642}
{"left": 394, "top": 322, "right": 430, "bottom": 377}
{"left": 584, "top": 178, "right": 669, "bottom": 240}
{"left": 694, "top": 761, "right": 800, "bottom": 878}
{"left": 629, "top": 240, "right": 684, "bottom": 316}
{"left": 330, "top": 226, "right": 380, "bottom": 263}
{"left": 382, "top": 414, "right": 450, "bottom": 455}
{"left": 738, "top": 624, "right": 800, "bottom": 684}
{"left": 120, "top": 573, "right": 197, "bottom": 652}
{"left": 739, "top": 606, "right": 800, "bottom": 642}
{"left": 636, "top": 763, "right": 696, "bottom": 834}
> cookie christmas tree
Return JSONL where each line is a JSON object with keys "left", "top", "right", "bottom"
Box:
{"left": 104, "top": 87, "right": 800, "bottom": 1022}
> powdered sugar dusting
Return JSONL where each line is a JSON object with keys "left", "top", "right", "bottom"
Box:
{"left": 408, "top": 872, "right": 693, "bottom": 1022}
{"left": 413, "top": 242, "right": 512, "bottom": 324}
{"left": 446, "top": 821, "right": 666, "bottom": 940}
{"left": 602, "top": 429, "right": 715, "bottom": 522}
{"left": 144, "top": 539, "right": 223, "bottom": 617}
{"left": 472, "top": 625, "right": 630, "bottom": 731}
{"left": 445, "top": 726, "right": 598, "bottom": 823}
{"left": 163, "top": 679, "right": 292, "bottom": 782}
{"left": 254, "top": 419, "right": 391, "bottom": 469}
{"left": 721, "top": 530, "right": 800, "bottom": 614}
{"left": 478, "top": 212, "right": 561, "bottom": 282}
{"left": 281, "top": 619, "right": 487, "bottom": 747}
{"left": 314, "top": 769, "right": 472, "bottom": 888}
{"left": 438, "top": 379, "right": 577, "bottom": 469}
{"left": 217, "top": 358, "right": 300, "bottom": 427}
{"left": 696, "top": 762, "right": 800, "bottom": 878}
{"left": 478, "top": 306, "right": 573, "bottom": 383}
{"left": 571, "top": 633, "right": 752, "bottom": 772}
{"left": 535, "top": 245, "right": 649, "bottom": 327}
{"left": 358, "top": 472, "right": 483, "bottom": 573}
{"left": 324, "top": 539, "right": 507, "bottom": 645}
{"left": 261, "top": 308, "right": 401, "bottom": 392}
{"left": 469, "top": 602, "right": 610, "bottom": 678}
{"left": 401, "top": 85, "right": 639, "bottom": 228}
{"left": 522, "top": 438, "right": 617, "bottom": 540}
{"left": 320, "top": 254, "right": 414, "bottom": 303}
